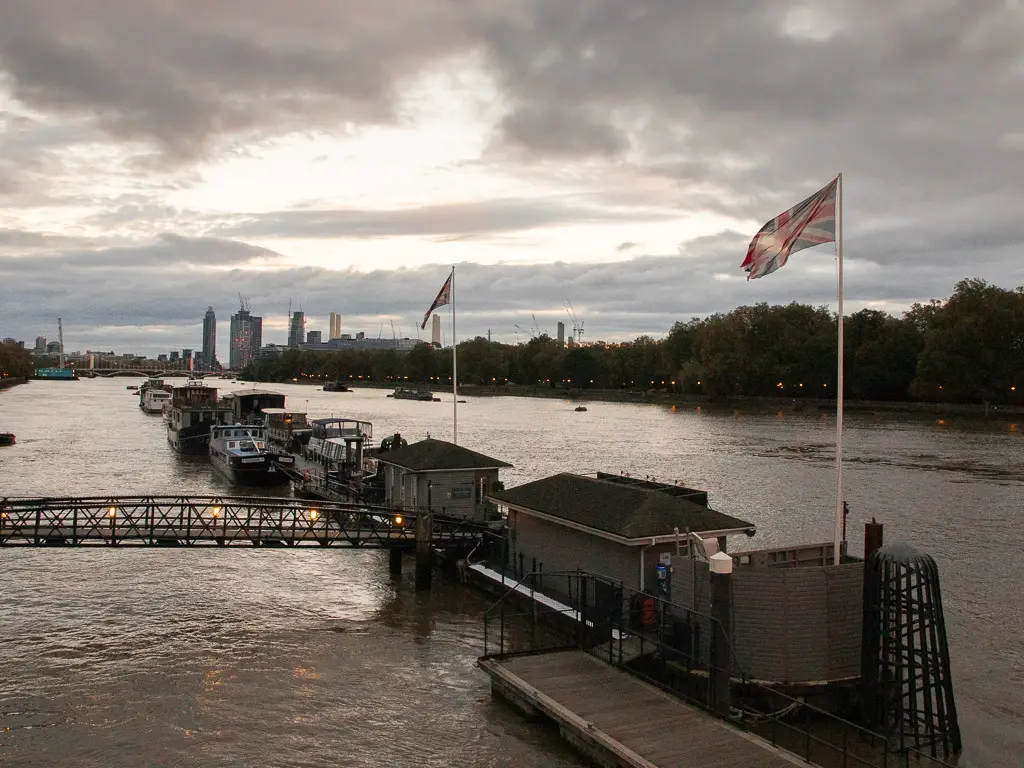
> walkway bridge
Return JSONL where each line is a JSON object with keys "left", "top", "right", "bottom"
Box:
{"left": 0, "top": 495, "right": 489, "bottom": 549}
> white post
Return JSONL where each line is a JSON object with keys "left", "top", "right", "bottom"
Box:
{"left": 451, "top": 266, "right": 458, "bottom": 445}
{"left": 834, "top": 173, "right": 844, "bottom": 566}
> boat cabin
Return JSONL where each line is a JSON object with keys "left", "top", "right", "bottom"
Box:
{"left": 222, "top": 389, "right": 286, "bottom": 424}
{"left": 376, "top": 438, "right": 512, "bottom": 522}
{"left": 262, "top": 408, "right": 312, "bottom": 448}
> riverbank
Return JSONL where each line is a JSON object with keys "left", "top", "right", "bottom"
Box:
{"left": 0, "top": 377, "right": 28, "bottom": 390}
{"left": 454, "top": 383, "right": 1024, "bottom": 416}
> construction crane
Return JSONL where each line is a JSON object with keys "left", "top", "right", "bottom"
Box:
{"left": 390, "top": 319, "right": 397, "bottom": 343}
{"left": 514, "top": 323, "right": 535, "bottom": 340}
{"left": 238, "top": 293, "right": 250, "bottom": 313}
{"left": 564, "top": 301, "right": 585, "bottom": 346}
{"left": 531, "top": 314, "right": 541, "bottom": 338}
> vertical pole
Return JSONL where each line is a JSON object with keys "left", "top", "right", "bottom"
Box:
{"left": 416, "top": 482, "right": 433, "bottom": 591}
{"left": 834, "top": 172, "right": 845, "bottom": 567}
{"left": 389, "top": 547, "right": 403, "bottom": 576}
{"left": 415, "top": 511, "right": 433, "bottom": 591}
{"left": 709, "top": 553, "right": 733, "bottom": 717}
{"left": 451, "top": 266, "right": 458, "bottom": 445}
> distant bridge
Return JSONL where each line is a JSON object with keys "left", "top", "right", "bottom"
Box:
{"left": 0, "top": 496, "right": 490, "bottom": 548}
{"left": 80, "top": 369, "right": 239, "bottom": 379}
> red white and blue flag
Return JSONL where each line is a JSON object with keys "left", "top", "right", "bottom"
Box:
{"left": 741, "top": 177, "right": 838, "bottom": 280}
{"left": 421, "top": 269, "right": 453, "bottom": 329}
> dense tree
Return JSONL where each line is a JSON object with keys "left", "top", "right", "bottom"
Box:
{"left": 0, "top": 342, "right": 34, "bottom": 379}
{"left": 241, "top": 279, "right": 1023, "bottom": 406}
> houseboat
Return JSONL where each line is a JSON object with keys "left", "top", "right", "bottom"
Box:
{"left": 388, "top": 387, "right": 434, "bottom": 401}
{"left": 208, "top": 424, "right": 290, "bottom": 485}
{"left": 306, "top": 417, "right": 373, "bottom": 463}
{"left": 323, "top": 381, "right": 351, "bottom": 392}
{"left": 165, "top": 383, "right": 233, "bottom": 454}
{"left": 141, "top": 388, "right": 172, "bottom": 414}
{"left": 263, "top": 408, "right": 312, "bottom": 452}
{"left": 219, "top": 388, "right": 286, "bottom": 425}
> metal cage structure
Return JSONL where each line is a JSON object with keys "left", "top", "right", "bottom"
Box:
{"left": 862, "top": 543, "right": 961, "bottom": 759}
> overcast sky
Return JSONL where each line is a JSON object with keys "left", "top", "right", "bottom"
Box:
{"left": 1, "top": 0, "right": 1022, "bottom": 355}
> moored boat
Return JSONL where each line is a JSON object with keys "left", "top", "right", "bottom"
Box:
{"left": 141, "top": 388, "right": 172, "bottom": 414}
{"left": 323, "top": 381, "right": 351, "bottom": 392}
{"left": 165, "top": 382, "right": 233, "bottom": 454}
{"left": 208, "top": 424, "right": 290, "bottom": 485}
{"left": 263, "top": 408, "right": 312, "bottom": 452}
{"left": 388, "top": 387, "right": 434, "bottom": 401}
{"left": 0, "top": 432, "right": 15, "bottom": 447}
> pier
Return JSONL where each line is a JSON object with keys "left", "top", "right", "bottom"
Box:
{"left": 477, "top": 569, "right": 956, "bottom": 768}
{"left": 480, "top": 650, "right": 801, "bottom": 768}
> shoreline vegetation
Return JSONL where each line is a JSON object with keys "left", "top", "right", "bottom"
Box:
{"left": 246, "top": 278, "right": 1022, "bottom": 411}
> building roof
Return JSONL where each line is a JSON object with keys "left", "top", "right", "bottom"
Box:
{"left": 490, "top": 473, "right": 754, "bottom": 540}
{"left": 376, "top": 438, "right": 512, "bottom": 472}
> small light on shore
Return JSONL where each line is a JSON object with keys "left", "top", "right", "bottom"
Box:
{"left": 107, "top": 507, "right": 117, "bottom": 517}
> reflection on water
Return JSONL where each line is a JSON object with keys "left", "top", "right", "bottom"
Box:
{"left": 0, "top": 379, "right": 1020, "bottom": 767}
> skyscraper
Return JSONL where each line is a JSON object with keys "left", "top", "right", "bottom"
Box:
{"left": 287, "top": 311, "right": 305, "bottom": 348}
{"left": 182, "top": 348, "right": 193, "bottom": 371}
{"left": 201, "top": 306, "right": 216, "bottom": 370}
{"left": 328, "top": 312, "right": 342, "bottom": 340}
{"left": 557, "top": 321, "right": 565, "bottom": 346}
{"left": 431, "top": 314, "right": 441, "bottom": 346}
{"left": 229, "top": 301, "right": 263, "bottom": 370}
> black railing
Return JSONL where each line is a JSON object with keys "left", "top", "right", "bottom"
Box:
{"left": 0, "top": 495, "right": 489, "bottom": 547}
{"left": 481, "top": 570, "right": 958, "bottom": 768}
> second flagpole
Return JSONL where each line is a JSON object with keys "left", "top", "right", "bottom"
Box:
{"left": 451, "top": 266, "right": 458, "bottom": 445}
{"left": 834, "top": 173, "right": 844, "bottom": 566}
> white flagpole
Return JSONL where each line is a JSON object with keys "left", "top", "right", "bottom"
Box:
{"left": 451, "top": 266, "right": 458, "bottom": 445}
{"left": 834, "top": 173, "right": 844, "bottom": 566}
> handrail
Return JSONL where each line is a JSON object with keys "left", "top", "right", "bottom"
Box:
{"left": 480, "top": 568, "right": 960, "bottom": 768}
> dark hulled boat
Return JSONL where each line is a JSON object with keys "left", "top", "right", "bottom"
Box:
{"left": 208, "top": 424, "right": 290, "bottom": 485}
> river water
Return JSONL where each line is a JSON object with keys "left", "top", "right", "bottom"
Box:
{"left": 0, "top": 379, "right": 1020, "bottom": 767}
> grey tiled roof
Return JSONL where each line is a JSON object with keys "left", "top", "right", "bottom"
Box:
{"left": 376, "top": 438, "right": 512, "bottom": 472}
{"left": 491, "top": 473, "right": 754, "bottom": 539}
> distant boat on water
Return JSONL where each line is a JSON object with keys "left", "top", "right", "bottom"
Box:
{"left": 388, "top": 387, "right": 435, "bottom": 401}
{"left": 0, "top": 432, "right": 14, "bottom": 447}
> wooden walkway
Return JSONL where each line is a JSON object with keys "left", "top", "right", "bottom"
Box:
{"left": 479, "top": 650, "right": 803, "bottom": 768}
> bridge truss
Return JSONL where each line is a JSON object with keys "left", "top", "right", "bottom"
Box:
{"left": 0, "top": 495, "right": 490, "bottom": 548}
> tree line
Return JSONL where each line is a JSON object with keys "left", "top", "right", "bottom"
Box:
{"left": 244, "top": 278, "right": 1022, "bottom": 404}
{"left": 0, "top": 342, "right": 34, "bottom": 380}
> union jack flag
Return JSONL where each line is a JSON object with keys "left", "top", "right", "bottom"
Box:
{"left": 741, "top": 177, "right": 838, "bottom": 280}
{"left": 421, "top": 269, "right": 453, "bottom": 329}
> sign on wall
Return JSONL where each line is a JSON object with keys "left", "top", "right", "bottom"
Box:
{"left": 449, "top": 486, "right": 472, "bottom": 500}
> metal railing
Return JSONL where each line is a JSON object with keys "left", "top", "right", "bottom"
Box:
{"left": 0, "top": 495, "right": 489, "bottom": 548}
{"left": 481, "top": 569, "right": 959, "bottom": 768}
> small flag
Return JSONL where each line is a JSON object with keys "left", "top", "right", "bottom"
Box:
{"left": 741, "top": 177, "right": 838, "bottom": 280}
{"left": 421, "top": 270, "right": 453, "bottom": 329}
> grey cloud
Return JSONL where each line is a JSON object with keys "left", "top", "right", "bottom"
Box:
{"left": 217, "top": 198, "right": 674, "bottom": 240}
{"left": 1, "top": 231, "right": 1020, "bottom": 356}
{"left": 616, "top": 242, "right": 638, "bottom": 252}
{"left": 0, "top": 0, "right": 469, "bottom": 162}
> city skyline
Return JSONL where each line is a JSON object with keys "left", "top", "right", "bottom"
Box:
{"left": 0, "top": 2, "right": 1022, "bottom": 353}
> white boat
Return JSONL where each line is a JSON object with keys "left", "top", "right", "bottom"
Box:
{"left": 208, "top": 424, "right": 291, "bottom": 485}
{"left": 141, "top": 388, "right": 172, "bottom": 414}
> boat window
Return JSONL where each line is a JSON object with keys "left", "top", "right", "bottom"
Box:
{"left": 228, "top": 441, "right": 236, "bottom": 448}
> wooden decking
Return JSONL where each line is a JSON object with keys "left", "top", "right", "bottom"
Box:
{"left": 479, "top": 650, "right": 803, "bottom": 768}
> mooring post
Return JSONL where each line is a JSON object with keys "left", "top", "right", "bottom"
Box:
{"left": 415, "top": 511, "right": 433, "bottom": 591}
{"left": 861, "top": 518, "right": 885, "bottom": 710}
{"left": 389, "top": 547, "right": 403, "bottom": 576}
{"left": 709, "top": 551, "right": 733, "bottom": 718}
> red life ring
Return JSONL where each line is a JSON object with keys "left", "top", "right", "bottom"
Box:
{"left": 303, "top": 471, "right": 310, "bottom": 481}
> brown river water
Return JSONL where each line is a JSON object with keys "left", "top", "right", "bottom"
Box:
{"left": 0, "top": 379, "right": 1020, "bottom": 767}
